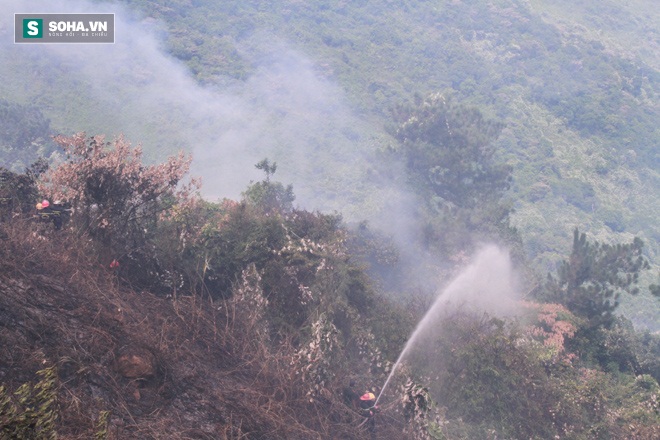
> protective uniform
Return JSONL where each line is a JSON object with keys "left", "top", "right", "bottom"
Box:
{"left": 359, "top": 392, "right": 378, "bottom": 434}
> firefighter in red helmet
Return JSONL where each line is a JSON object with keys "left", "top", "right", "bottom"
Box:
{"left": 359, "top": 391, "right": 379, "bottom": 435}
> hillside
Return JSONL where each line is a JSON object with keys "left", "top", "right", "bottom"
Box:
{"left": 0, "top": 0, "right": 657, "bottom": 329}
{"left": 1, "top": 1, "right": 660, "bottom": 437}
{"left": 1, "top": 131, "right": 659, "bottom": 438}
{"left": 0, "top": 146, "right": 660, "bottom": 440}
{"left": 0, "top": 222, "right": 369, "bottom": 439}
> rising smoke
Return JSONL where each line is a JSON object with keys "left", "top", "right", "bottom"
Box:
{"left": 0, "top": 0, "right": 511, "bottom": 295}
{"left": 0, "top": 0, "right": 402, "bottom": 218}
{"left": 3, "top": 1, "right": 526, "bottom": 400}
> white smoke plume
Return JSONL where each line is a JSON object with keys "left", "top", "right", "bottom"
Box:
{"left": 0, "top": 0, "right": 398, "bottom": 217}
{"left": 0, "top": 0, "right": 494, "bottom": 300}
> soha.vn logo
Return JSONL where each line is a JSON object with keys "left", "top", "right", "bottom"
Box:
{"left": 22, "top": 18, "right": 43, "bottom": 38}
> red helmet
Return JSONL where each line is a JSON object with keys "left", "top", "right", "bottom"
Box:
{"left": 360, "top": 392, "right": 376, "bottom": 401}
{"left": 41, "top": 200, "right": 50, "bottom": 208}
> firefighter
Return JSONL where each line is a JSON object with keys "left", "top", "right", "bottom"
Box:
{"left": 35, "top": 199, "right": 64, "bottom": 230}
{"left": 359, "top": 391, "right": 379, "bottom": 435}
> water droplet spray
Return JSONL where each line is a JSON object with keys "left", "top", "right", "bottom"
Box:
{"left": 376, "top": 245, "right": 518, "bottom": 405}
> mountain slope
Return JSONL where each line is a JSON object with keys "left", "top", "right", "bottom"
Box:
{"left": 0, "top": 222, "right": 374, "bottom": 439}
{"left": 0, "top": 0, "right": 657, "bottom": 327}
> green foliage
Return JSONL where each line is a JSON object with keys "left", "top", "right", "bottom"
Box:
{"left": 390, "top": 93, "right": 519, "bottom": 254}
{"left": 634, "top": 329, "right": 660, "bottom": 384}
{"left": 2, "top": 0, "right": 657, "bottom": 331}
{"left": 147, "top": 166, "right": 377, "bottom": 349}
{"left": 423, "top": 310, "right": 660, "bottom": 439}
{"left": 347, "top": 221, "right": 399, "bottom": 266}
{"left": 0, "top": 367, "right": 58, "bottom": 440}
{"left": 243, "top": 159, "right": 295, "bottom": 214}
{"left": 2, "top": 0, "right": 657, "bottom": 286}
{"left": 147, "top": 196, "right": 277, "bottom": 297}
{"left": 403, "top": 380, "right": 431, "bottom": 422}
{"left": 94, "top": 411, "right": 110, "bottom": 440}
{"left": 0, "top": 1, "right": 656, "bottom": 435}
{"left": 434, "top": 314, "right": 557, "bottom": 439}
{"left": 650, "top": 272, "right": 660, "bottom": 298}
{"left": 554, "top": 178, "right": 596, "bottom": 211}
{"left": 538, "top": 229, "right": 654, "bottom": 369}
{"left": 542, "top": 228, "right": 651, "bottom": 330}
{"left": 254, "top": 158, "right": 277, "bottom": 181}
{"left": 393, "top": 94, "right": 509, "bottom": 210}
{"left": 402, "top": 379, "right": 443, "bottom": 440}
{"left": 549, "top": 367, "right": 660, "bottom": 439}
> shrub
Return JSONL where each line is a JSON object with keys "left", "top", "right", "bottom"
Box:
{"left": 40, "top": 133, "right": 194, "bottom": 253}
{"left": 0, "top": 367, "right": 58, "bottom": 439}
{"left": 38, "top": 133, "right": 197, "bottom": 289}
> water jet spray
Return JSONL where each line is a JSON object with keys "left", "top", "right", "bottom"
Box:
{"left": 375, "top": 245, "right": 518, "bottom": 405}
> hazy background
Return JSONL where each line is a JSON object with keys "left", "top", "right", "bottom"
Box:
{"left": 1, "top": 0, "right": 657, "bottom": 327}
{"left": 1, "top": 0, "right": 400, "bottom": 222}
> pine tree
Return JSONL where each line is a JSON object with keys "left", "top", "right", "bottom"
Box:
{"left": 543, "top": 228, "right": 650, "bottom": 330}
{"left": 393, "top": 93, "right": 510, "bottom": 210}
{"left": 391, "top": 93, "right": 517, "bottom": 253}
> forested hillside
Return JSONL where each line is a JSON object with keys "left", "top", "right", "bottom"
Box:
{"left": 0, "top": 0, "right": 657, "bottom": 325}
{"left": 1, "top": 132, "right": 659, "bottom": 439}
{"left": 1, "top": 0, "right": 659, "bottom": 438}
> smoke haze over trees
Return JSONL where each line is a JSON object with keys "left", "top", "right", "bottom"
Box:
{"left": 1, "top": 0, "right": 659, "bottom": 438}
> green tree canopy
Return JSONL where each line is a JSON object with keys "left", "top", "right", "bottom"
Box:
{"left": 542, "top": 228, "right": 651, "bottom": 330}
{"left": 390, "top": 94, "right": 518, "bottom": 254}
{"left": 243, "top": 158, "right": 295, "bottom": 214}
{"left": 393, "top": 93, "right": 510, "bottom": 210}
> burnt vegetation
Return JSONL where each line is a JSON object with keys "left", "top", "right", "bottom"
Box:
{"left": 1, "top": 130, "right": 658, "bottom": 439}
{"left": 0, "top": 134, "right": 411, "bottom": 439}
{"left": 1, "top": 0, "right": 659, "bottom": 437}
